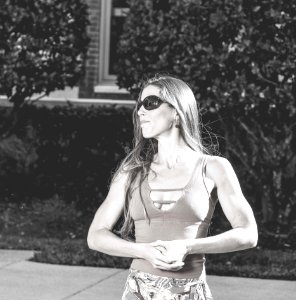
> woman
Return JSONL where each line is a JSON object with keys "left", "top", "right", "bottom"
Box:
{"left": 87, "top": 75, "right": 258, "bottom": 300}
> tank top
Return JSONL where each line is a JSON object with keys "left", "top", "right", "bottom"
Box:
{"left": 129, "top": 155, "right": 217, "bottom": 279}
{"left": 130, "top": 155, "right": 217, "bottom": 278}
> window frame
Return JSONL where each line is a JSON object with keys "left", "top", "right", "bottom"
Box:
{"left": 95, "top": 0, "right": 128, "bottom": 94}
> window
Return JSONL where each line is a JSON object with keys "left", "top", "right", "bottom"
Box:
{"left": 95, "top": 0, "right": 129, "bottom": 93}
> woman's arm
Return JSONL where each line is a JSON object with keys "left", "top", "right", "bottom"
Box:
{"left": 87, "top": 172, "right": 183, "bottom": 270}
{"left": 87, "top": 172, "right": 142, "bottom": 257}
{"left": 153, "top": 156, "right": 258, "bottom": 258}
{"left": 186, "top": 156, "right": 258, "bottom": 254}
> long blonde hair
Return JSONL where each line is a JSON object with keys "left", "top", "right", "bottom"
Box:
{"left": 114, "top": 74, "right": 210, "bottom": 239}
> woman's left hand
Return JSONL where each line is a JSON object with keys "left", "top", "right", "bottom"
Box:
{"left": 151, "top": 239, "right": 189, "bottom": 264}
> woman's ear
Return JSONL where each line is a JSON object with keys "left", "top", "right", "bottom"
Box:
{"left": 174, "top": 113, "right": 180, "bottom": 128}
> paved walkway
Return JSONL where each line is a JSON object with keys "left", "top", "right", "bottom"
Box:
{"left": 0, "top": 249, "right": 295, "bottom": 300}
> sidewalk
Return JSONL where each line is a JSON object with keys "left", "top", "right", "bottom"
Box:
{"left": 0, "top": 249, "right": 295, "bottom": 300}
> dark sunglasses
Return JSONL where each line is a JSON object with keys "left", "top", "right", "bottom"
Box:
{"left": 137, "top": 95, "right": 165, "bottom": 111}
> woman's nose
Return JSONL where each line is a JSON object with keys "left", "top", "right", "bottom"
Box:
{"left": 137, "top": 105, "right": 145, "bottom": 116}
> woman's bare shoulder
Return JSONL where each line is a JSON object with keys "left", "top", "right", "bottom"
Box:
{"left": 203, "top": 155, "right": 233, "bottom": 180}
{"left": 204, "top": 154, "right": 229, "bottom": 164}
{"left": 110, "top": 169, "right": 131, "bottom": 189}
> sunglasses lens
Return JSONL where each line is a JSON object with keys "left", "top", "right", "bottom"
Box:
{"left": 137, "top": 96, "right": 163, "bottom": 111}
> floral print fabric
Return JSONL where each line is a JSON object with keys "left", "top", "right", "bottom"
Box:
{"left": 122, "top": 269, "right": 213, "bottom": 300}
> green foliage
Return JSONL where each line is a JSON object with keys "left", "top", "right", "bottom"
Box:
{"left": 116, "top": 0, "right": 296, "bottom": 247}
{"left": 0, "top": 104, "right": 134, "bottom": 211}
{"left": 1, "top": 200, "right": 296, "bottom": 279}
{"left": 0, "top": 0, "right": 90, "bottom": 107}
{"left": 0, "top": 133, "right": 38, "bottom": 176}
{"left": 0, "top": 198, "right": 84, "bottom": 239}
{"left": 0, "top": 102, "right": 296, "bottom": 248}
{"left": 206, "top": 248, "right": 296, "bottom": 280}
{"left": 207, "top": 101, "right": 296, "bottom": 249}
{"left": 34, "top": 242, "right": 296, "bottom": 280}
{"left": 32, "top": 239, "right": 132, "bottom": 268}
{"left": 117, "top": 0, "right": 296, "bottom": 105}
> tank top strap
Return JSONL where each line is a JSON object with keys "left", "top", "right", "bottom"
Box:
{"left": 201, "top": 155, "right": 209, "bottom": 187}
{"left": 201, "top": 155, "right": 218, "bottom": 206}
{"left": 202, "top": 155, "right": 209, "bottom": 177}
{"left": 183, "top": 155, "right": 205, "bottom": 190}
{"left": 145, "top": 155, "right": 206, "bottom": 192}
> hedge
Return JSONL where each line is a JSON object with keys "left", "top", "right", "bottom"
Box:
{"left": 0, "top": 103, "right": 295, "bottom": 249}
{"left": 0, "top": 104, "right": 133, "bottom": 213}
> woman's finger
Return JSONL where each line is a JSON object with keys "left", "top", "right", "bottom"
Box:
{"left": 155, "top": 253, "right": 176, "bottom": 264}
{"left": 154, "top": 245, "right": 166, "bottom": 253}
{"left": 150, "top": 240, "right": 165, "bottom": 247}
{"left": 154, "top": 260, "right": 185, "bottom": 271}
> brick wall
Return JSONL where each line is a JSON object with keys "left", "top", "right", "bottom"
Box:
{"left": 79, "top": 0, "right": 101, "bottom": 98}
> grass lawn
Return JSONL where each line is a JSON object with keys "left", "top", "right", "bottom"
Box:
{"left": 1, "top": 200, "right": 295, "bottom": 280}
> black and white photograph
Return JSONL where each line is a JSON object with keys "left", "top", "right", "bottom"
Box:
{"left": 0, "top": 0, "right": 295, "bottom": 299}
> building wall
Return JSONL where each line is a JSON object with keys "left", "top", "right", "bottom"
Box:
{"left": 79, "top": 0, "right": 101, "bottom": 99}
{"left": 79, "top": 0, "right": 132, "bottom": 100}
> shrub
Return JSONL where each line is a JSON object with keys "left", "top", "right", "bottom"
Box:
{"left": 32, "top": 241, "right": 296, "bottom": 280}
{"left": 0, "top": 133, "right": 38, "bottom": 176}
{"left": 116, "top": 0, "right": 296, "bottom": 248}
{"left": 117, "top": 0, "right": 296, "bottom": 104}
{"left": 32, "top": 239, "right": 132, "bottom": 268}
{"left": 1, "top": 198, "right": 296, "bottom": 279}
{"left": 0, "top": 104, "right": 134, "bottom": 213}
{"left": 0, "top": 101, "right": 296, "bottom": 248}
{"left": 0, "top": 197, "right": 85, "bottom": 239}
{"left": 206, "top": 248, "right": 296, "bottom": 280}
{"left": 0, "top": 0, "right": 90, "bottom": 108}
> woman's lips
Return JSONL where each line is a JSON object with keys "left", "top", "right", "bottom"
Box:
{"left": 140, "top": 120, "right": 150, "bottom": 126}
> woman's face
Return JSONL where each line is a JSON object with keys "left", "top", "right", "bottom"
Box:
{"left": 137, "top": 85, "right": 176, "bottom": 139}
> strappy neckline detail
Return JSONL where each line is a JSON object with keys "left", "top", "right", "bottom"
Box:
{"left": 146, "top": 156, "right": 205, "bottom": 192}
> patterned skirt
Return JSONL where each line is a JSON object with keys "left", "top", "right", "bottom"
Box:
{"left": 122, "top": 269, "right": 213, "bottom": 300}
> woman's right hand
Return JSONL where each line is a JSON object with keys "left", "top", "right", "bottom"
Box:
{"left": 139, "top": 243, "right": 185, "bottom": 271}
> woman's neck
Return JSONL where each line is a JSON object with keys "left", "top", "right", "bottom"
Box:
{"left": 155, "top": 137, "right": 196, "bottom": 169}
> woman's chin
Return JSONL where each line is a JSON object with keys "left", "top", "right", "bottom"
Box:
{"left": 141, "top": 130, "right": 154, "bottom": 139}
{"left": 142, "top": 133, "right": 154, "bottom": 139}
